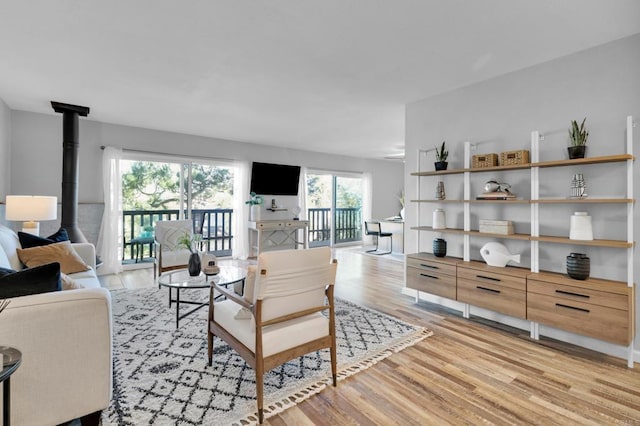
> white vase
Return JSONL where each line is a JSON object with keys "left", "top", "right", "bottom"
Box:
{"left": 569, "top": 211, "right": 593, "bottom": 240}
{"left": 432, "top": 208, "right": 446, "bottom": 229}
{"left": 250, "top": 204, "right": 261, "bottom": 222}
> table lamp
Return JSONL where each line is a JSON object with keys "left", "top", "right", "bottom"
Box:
{"left": 5, "top": 195, "right": 58, "bottom": 236}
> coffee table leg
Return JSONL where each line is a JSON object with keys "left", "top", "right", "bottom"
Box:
{"left": 168, "top": 287, "right": 172, "bottom": 307}
{"left": 4, "top": 378, "right": 10, "bottom": 426}
{"left": 176, "top": 288, "right": 180, "bottom": 328}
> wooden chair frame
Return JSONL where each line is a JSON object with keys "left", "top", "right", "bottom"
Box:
{"left": 207, "top": 260, "right": 338, "bottom": 424}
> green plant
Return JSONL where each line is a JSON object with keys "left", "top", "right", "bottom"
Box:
{"left": 245, "top": 192, "right": 264, "bottom": 205}
{"left": 569, "top": 118, "right": 589, "bottom": 146}
{"left": 178, "top": 232, "right": 202, "bottom": 254}
{"left": 435, "top": 141, "right": 448, "bottom": 162}
{"left": 143, "top": 225, "right": 153, "bottom": 232}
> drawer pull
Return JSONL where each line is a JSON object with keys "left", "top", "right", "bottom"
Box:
{"left": 476, "top": 274, "right": 501, "bottom": 282}
{"left": 555, "top": 290, "right": 589, "bottom": 299}
{"left": 420, "top": 263, "right": 439, "bottom": 270}
{"left": 476, "top": 286, "right": 500, "bottom": 294}
{"left": 420, "top": 273, "right": 438, "bottom": 280}
{"left": 556, "top": 303, "right": 590, "bottom": 313}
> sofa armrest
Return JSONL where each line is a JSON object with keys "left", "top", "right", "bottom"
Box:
{"left": 71, "top": 242, "right": 96, "bottom": 270}
{"left": 0, "top": 288, "right": 112, "bottom": 425}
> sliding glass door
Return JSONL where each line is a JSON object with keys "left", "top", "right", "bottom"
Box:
{"left": 307, "top": 171, "right": 363, "bottom": 247}
{"left": 120, "top": 157, "right": 234, "bottom": 262}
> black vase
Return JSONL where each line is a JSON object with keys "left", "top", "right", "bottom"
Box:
{"left": 434, "top": 161, "right": 448, "bottom": 171}
{"left": 568, "top": 146, "right": 586, "bottom": 159}
{"left": 433, "top": 238, "right": 447, "bottom": 257}
{"left": 188, "top": 252, "right": 201, "bottom": 277}
{"left": 566, "top": 253, "right": 590, "bottom": 280}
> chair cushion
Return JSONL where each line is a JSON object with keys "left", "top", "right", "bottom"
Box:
{"left": 214, "top": 299, "right": 329, "bottom": 358}
{"left": 160, "top": 249, "right": 193, "bottom": 269}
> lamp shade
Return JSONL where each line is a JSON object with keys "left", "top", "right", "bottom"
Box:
{"left": 5, "top": 196, "right": 58, "bottom": 221}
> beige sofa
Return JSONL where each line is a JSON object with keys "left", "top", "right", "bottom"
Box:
{"left": 0, "top": 224, "right": 112, "bottom": 425}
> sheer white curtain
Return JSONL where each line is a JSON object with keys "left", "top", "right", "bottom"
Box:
{"left": 298, "top": 166, "right": 308, "bottom": 220}
{"left": 97, "top": 146, "right": 123, "bottom": 275}
{"left": 232, "top": 160, "right": 250, "bottom": 259}
{"left": 362, "top": 172, "right": 373, "bottom": 244}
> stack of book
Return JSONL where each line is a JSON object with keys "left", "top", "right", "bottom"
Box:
{"left": 476, "top": 191, "right": 516, "bottom": 200}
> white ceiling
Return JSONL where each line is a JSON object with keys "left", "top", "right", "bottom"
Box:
{"left": 0, "top": 1, "right": 639, "bottom": 160}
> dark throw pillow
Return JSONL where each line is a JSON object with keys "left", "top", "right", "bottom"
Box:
{"left": 18, "top": 228, "right": 70, "bottom": 249}
{"left": 0, "top": 262, "right": 62, "bottom": 298}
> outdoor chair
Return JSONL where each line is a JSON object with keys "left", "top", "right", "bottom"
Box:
{"left": 154, "top": 219, "right": 194, "bottom": 280}
{"left": 207, "top": 246, "right": 338, "bottom": 424}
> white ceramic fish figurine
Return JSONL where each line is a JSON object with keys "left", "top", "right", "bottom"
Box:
{"left": 480, "top": 242, "right": 521, "bottom": 267}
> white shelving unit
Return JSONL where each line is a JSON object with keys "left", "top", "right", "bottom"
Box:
{"left": 409, "top": 116, "right": 636, "bottom": 367}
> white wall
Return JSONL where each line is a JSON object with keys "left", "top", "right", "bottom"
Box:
{"left": 0, "top": 98, "right": 10, "bottom": 199}
{"left": 5, "top": 109, "right": 403, "bottom": 239}
{"left": 405, "top": 34, "right": 640, "bottom": 356}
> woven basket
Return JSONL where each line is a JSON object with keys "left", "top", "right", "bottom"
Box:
{"left": 472, "top": 153, "right": 498, "bottom": 169}
{"left": 500, "top": 150, "right": 529, "bottom": 166}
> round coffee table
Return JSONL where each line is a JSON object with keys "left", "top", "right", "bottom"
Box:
{"left": 1, "top": 345, "right": 21, "bottom": 426}
{"left": 158, "top": 266, "right": 245, "bottom": 328}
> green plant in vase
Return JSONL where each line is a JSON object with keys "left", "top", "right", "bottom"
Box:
{"left": 434, "top": 141, "right": 448, "bottom": 171}
{"left": 568, "top": 117, "right": 588, "bottom": 159}
{"left": 245, "top": 192, "right": 264, "bottom": 221}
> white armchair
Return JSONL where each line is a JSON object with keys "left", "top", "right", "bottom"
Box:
{"left": 207, "top": 247, "right": 338, "bottom": 424}
{"left": 154, "top": 219, "right": 193, "bottom": 279}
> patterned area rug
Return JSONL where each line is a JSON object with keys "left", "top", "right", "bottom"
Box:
{"left": 105, "top": 288, "right": 432, "bottom": 425}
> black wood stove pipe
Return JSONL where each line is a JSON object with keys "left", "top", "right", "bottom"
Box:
{"left": 51, "top": 101, "right": 90, "bottom": 244}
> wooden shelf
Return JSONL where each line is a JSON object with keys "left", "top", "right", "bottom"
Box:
{"left": 533, "top": 154, "right": 634, "bottom": 168}
{"left": 412, "top": 198, "right": 633, "bottom": 204}
{"left": 411, "top": 169, "right": 465, "bottom": 176}
{"left": 531, "top": 235, "right": 633, "bottom": 248}
{"left": 534, "top": 198, "right": 633, "bottom": 204}
{"left": 411, "top": 226, "right": 530, "bottom": 241}
{"left": 411, "top": 154, "right": 634, "bottom": 176}
{"left": 412, "top": 226, "right": 633, "bottom": 247}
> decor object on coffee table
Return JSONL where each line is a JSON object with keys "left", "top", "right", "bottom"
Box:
{"left": 480, "top": 242, "right": 521, "bottom": 267}
{"left": 5, "top": 195, "right": 57, "bottom": 236}
{"left": 568, "top": 117, "right": 588, "bottom": 159}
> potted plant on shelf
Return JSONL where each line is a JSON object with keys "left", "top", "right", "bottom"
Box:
{"left": 245, "top": 192, "right": 264, "bottom": 221}
{"left": 178, "top": 232, "right": 203, "bottom": 276}
{"left": 568, "top": 117, "right": 588, "bottom": 159}
{"left": 434, "top": 140, "right": 448, "bottom": 171}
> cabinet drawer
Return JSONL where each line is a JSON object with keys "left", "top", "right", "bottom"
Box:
{"left": 528, "top": 280, "right": 629, "bottom": 310}
{"left": 406, "top": 266, "right": 456, "bottom": 300}
{"left": 527, "top": 292, "right": 631, "bottom": 345}
{"left": 406, "top": 257, "right": 457, "bottom": 276}
{"left": 457, "top": 278, "right": 526, "bottom": 319}
{"left": 457, "top": 267, "right": 526, "bottom": 292}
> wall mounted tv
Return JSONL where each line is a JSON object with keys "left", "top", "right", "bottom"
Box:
{"left": 250, "top": 162, "right": 301, "bottom": 196}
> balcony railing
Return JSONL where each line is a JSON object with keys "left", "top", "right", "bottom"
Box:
{"left": 308, "top": 207, "right": 362, "bottom": 247}
{"left": 122, "top": 209, "right": 233, "bottom": 262}
{"left": 122, "top": 207, "right": 361, "bottom": 262}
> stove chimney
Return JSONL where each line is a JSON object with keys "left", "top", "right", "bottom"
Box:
{"left": 51, "top": 101, "right": 90, "bottom": 243}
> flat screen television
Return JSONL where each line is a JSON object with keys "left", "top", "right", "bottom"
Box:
{"left": 250, "top": 162, "right": 301, "bottom": 196}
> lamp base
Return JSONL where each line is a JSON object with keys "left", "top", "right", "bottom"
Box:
{"left": 21, "top": 221, "right": 40, "bottom": 236}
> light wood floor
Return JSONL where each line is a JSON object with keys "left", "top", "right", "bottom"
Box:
{"left": 100, "top": 248, "right": 640, "bottom": 425}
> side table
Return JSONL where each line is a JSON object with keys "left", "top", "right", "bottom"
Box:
{"left": 1, "top": 346, "right": 21, "bottom": 426}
